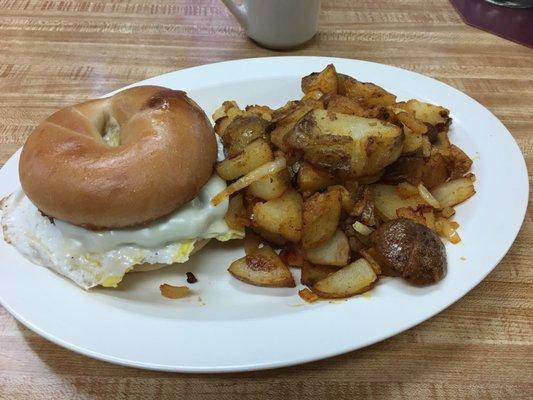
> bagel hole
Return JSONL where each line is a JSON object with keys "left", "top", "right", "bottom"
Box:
{"left": 101, "top": 114, "right": 121, "bottom": 147}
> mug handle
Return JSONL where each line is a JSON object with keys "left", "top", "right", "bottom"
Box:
{"left": 221, "top": 0, "right": 248, "bottom": 29}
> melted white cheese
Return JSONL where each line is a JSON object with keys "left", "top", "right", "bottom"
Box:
{"left": 54, "top": 173, "right": 230, "bottom": 255}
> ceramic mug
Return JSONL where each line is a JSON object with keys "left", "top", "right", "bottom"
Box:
{"left": 221, "top": 0, "right": 321, "bottom": 49}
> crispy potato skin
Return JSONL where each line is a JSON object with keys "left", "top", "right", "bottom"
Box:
{"left": 287, "top": 109, "right": 404, "bottom": 178}
{"left": 311, "top": 258, "right": 377, "bottom": 298}
{"left": 216, "top": 138, "right": 273, "bottom": 181}
{"left": 301, "top": 64, "right": 338, "bottom": 94}
{"left": 364, "top": 130, "right": 404, "bottom": 177}
{"left": 371, "top": 218, "right": 446, "bottom": 285}
{"left": 213, "top": 64, "right": 475, "bottom": 296}
{"left": 297, "top": 162, "right": 338, "bottom": 194}
{"left": 447, "top": 145, "right": 473, "bottom": 179}
{"left": 383, "top": 153, "right": 449, "bottom": 189}
{"left": 221, "top": 115, "right": 270, "bottom": 158}
{"left": 311, "top": 283, "right": 375, "bottom": 299}
{"left": 302, "top": 190, "right": 341, "bottom": 249}
{"left": 228, "top": 246, "right": 295, "bottom": 288}
{"left": 252, "top": 189, "right": 303, "bottom": 243}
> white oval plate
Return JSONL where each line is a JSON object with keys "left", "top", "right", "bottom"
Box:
{"left": 0, "top": 57, "right": 528, "bottom": 372}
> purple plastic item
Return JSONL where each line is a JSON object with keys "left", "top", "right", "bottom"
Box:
{"left": 450, "top": 0, "right": 533, "bottom": 47}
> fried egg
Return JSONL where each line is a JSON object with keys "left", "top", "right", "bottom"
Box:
{"left": 1, "top": 173, "right": 243, "bottom": 289}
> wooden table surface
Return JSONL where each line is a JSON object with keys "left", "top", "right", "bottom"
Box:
{"left": 0, "top": 1, "right": 531, "bottom": 399}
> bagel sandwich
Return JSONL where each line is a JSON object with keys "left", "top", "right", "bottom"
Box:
{"left": 1, "top": 86, "right": 243, "bottom": 289}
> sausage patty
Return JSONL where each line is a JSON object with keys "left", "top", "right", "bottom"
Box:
{"left": 371, "top": 218, "right": 447, "bottom": 285}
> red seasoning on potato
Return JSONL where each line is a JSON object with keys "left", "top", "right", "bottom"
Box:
{"left": 211, "top": 64, "right": 475, "bottom": 300}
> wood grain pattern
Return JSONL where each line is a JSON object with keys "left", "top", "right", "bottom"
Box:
{"left": 0, "top": 1, "right": 532, "bottom": 399}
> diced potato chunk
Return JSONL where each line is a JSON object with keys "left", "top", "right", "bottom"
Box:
{"left": 228, "top": 245, "right": 295, "bottom": 288}
{"left": 339, "top": 75, "right": 396, "bottom": 106}
{"left": 270, "top": 105, "right": 314, "bottom": 151}
{"left": 359, "top": 248, "right": 382, "bottom": 275}
{"left": 297, "top": 162, "right": 338, "bottom": 194}
{"left": 446, "top": 145, "right": 473, "bottom": 179}
{"left": 364, "top": 93, "right": 396, "bottom": 107}
{"left": 397, "top": 112, "right": 428, "bottom": 135}
{"left": 302, "top": 190, "right": 342, "bottom": 249}
{"left": 287, "top": 109, "right": 403, "bottom": 177}
{"left": 252, "top": 189, "right": 303, "bottom": 242}
{"left": 312, "top": 258, "right": 377, "bottom": 298}
{"left": 216, "top": 139, "right": 273, "bottom": 181}
{"left": 398, "top": 99, "right": 449, "bottom": 126}
{"left": 402, "top": 127, "right": 427, "bottom": 155}
{"left": 328, "top": 185, "right": 354, "bottom": 214}
{"left": 248, "top": 169, "right": 290, "bottom": 200}
{"left": 384, "top": 153, "right": 449, "bottom": 189}
{"left": 305, "top": 230, "right": 350, "bottom": 266}
{"left": 326, "top": 95, "right": 373, "bottom": 117}
{"left": 371, "top": 184, "right": 425, "bottom": 221}
{"left": 301, "top": 64, "right": 338, "bottom": 94}
{"left": 221, "top": 115, "right": 269, "bottom": 158}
